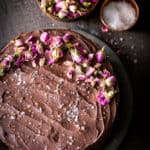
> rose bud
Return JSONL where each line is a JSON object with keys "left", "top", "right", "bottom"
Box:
{"left": 56, "top": 1, "right": 67, "bottom": 10}
{"left": 58, "top": 10, "right": 68, "bottom": 19}
{"left": 96, "top": 47, "right": 105, "bottom": 63}
{"left": 40, "top": 32, "right": 50, "bottom": 44}
{"left": 97, "top": 92, "right": 110, "bottom": 106}
{"left": 15, "top": 39, "right": 23, "bottom": 47}
{"left": 41, "top": 0, "right": 47, "bottom": 8}
{"left": 66, "top": 70, "right": 73, "bottom": 79}
{"left": 39, "top": 58, "right": 46, "bottom": 67}
{"left": 69, "top": 5, "right": 77, "bottom": 13}
{"left": 63, "top": 33, "right": 72, "bottom": 42}
{"left": 70, "top": 49, "right": 83, "bottom": 64}
{"left": 105, "top": 76, "right": 116, "bottom": 87}
{"left": 86, "top": 67, "right": 95, "bottom": 77}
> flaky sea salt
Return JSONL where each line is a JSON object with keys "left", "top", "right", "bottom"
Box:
{"left": 66, "top": 105, "right": 79, "bottom": 122}
{"left": 103, "top": 1, "right": 136, "bottom": 30}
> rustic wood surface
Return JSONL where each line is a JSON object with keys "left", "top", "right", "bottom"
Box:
{"left": 0, "top": 0, "right": 150, "bottom": 149}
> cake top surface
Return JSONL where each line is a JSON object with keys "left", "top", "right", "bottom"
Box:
{"left": 0, "top": 29, "right": 118, "bottom": 150}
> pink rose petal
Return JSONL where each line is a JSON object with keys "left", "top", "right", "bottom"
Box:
{"left": 101, "top": 26, "right": 108, "bottom": 32}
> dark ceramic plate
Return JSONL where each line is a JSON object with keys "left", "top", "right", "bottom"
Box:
{"left": 0, "top": 29, "right": 133, "bottom": 150}
{"left": 0, "top": 0, "right": 135, "bottom": 149}
{"left": 76, "top": 30, "right": 133, "bottom": 150}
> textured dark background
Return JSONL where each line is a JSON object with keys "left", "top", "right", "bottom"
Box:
{"left": 0, "top": 0, "right": 150, "bottom": 149}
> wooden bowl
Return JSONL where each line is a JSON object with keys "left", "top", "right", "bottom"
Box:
{"left": 36, "top": 0, "right": 99, "bottom": 22}
{"left": 100, "top": 0, "right": 139, "bottom": 31}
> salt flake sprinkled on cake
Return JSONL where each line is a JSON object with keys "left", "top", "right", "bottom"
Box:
{"left": 66, "top": 105, "right": 79, "bottom": 122}
{"left": 67, "top": 136, "right": 74, "bottom": 146}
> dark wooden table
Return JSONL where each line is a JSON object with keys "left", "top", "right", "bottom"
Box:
{"left": 0, "top": 0, "right": 150, "bottom": 149}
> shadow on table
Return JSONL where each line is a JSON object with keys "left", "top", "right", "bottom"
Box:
{"left": 133, "top": 0, "right": 150, "bottom": 31}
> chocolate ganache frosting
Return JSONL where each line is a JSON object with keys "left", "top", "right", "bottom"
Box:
{"left": 0, "top": 29, "right": 118, "bottom": 150}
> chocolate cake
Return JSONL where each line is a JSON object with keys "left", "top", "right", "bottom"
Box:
{"left": 0, "top": 29, "right": 118, "bottom": 150}
{"left": 37, "top": 0, "right": 99, "bottom": 21}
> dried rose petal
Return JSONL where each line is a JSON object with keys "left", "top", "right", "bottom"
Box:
{"left": 96, "top": 48, "right": 105, "bottom": 63}
{"left": 1, "top": 56, "right": 13, "bottom": 69}
{"left": 24, "top": 51, "right": 33, "bottom": 61}
{"left": 63, "top": 60, "right": 74, "bottom": 67}
{"left": 31, "top": 44, "right": 37, "bottom": 54}
{"left": 91, "top": 81, "right": 96, "bottom": 87}
{"left": 58, "top": 10, "right": 68, "bottom": 18}
{"left": 81, "top": 10, "right": 88, "bottom": 15}
{"left": 97, "top": 92, "right": 110, "bottom": 105}
{"left": 86, "top": 67, "right": 95, "bottom": 77}
{"left": 41, "top": 0, "right": 47, "bottom": 7}
{"left": 100, "top": 80, "right": 105, "bottom": 88}
{"left": 39, "top": 58, "right": 46, "bottom": 66}
{"left": 73, "top": 12, "right": 80, "bottom": 17}
{"left": 94, "top": 78, "right": 100, "bottom": 83}
{"left": 56, "top": 1, "right": 67, "bottom": 10}
{"left": 85, "top": 76, "right": 94, "bottom": 83}
{"left": 101, "top": 26, "right": 108, "bottom": 32}
{"left": 88, "top": 53, "right": 94, "bottom": 61}
{"left": 19, "top": 46, "right": 27, "bottom": 52}
{"left": 36, "top": 41, "right": 43, "bottom": 54}
{"left": 25, "top": 35, "right": 33, "bottom": 44}
{"left": 94, "top": 63, "right": 101, "bottom": 69}
{"left": 82, "top": 54, "right": 93, "bottom": 68}
{"left": 45, "top": 50, "right": 51, "bottom": 56}
{"left": 70, "top": 49, "right": 83, "bottom": 64}
{"left": 77, "top": 74, "right": 86, "bottom": 81}
{"left": 15, "top": 56, "right": 24, "bottom": 67}
{"left": 5, "top": 55, "right": 13, "bottom": 62}
{"left": 91, "top": 0, "right": 97, "bottom": 3}
{"left": 14, "top": 47, "right": 25, "bottom": 56}
{"left": 40, "top": 32, "right": 50, "bottom": 44}
{"left": 32, "top": 60, "right": 37, "bottom": 68}
{"left": 54, "top": 5, "right": 61, "bottom": 12}
{"left": 79, "top": 0, "right": 86, "bottom": 3}
{"left": 75, "top": 65, "right": 82, "bottom": 74}
{"left": 51, "top": 48, "right": 63, "bottom": 61}
{"left": 66, "top": 70, "right": 73, "bottom": 79}
{"left": 82, "top": 2, "right": 91, "bottom": 7}
{"left": 82, "top": 59, "right": 89, "bottom": 68}
{"left": 99, "top": 69, "right": 110, "bottom": 78}
{"left": 30, "top": 44, "right": 38, "bottom": 59}
{"left": 105, "top": 76, "right": 116, "bottom": 87}
{"left": 1, "top": 60, "right": 8, "bottom": 67}
{"left": 69, "top": 5, "right": 77, "bottom": 13}
{"left": 51, "top": 36, "right": 63, "bottom": 47}
{"left": 90, "top": 78, "right": 99, "bottom": 87}
{"left": 15, "top": 39, "right": 23, "bottom": 47}
{"left": 54, "top": 0, "right": 61, "bottom": 3}
{"left": 74, "top": 42, "right": 87, "bottom": 54}
{"left": 104, "top": 90, "right": 115, "bottom": 99}
{"left": 63, "top": 33, "right": 72, "bottom": 43}
{"left": 48, "top": 58, "right": 55, "bottom": 65}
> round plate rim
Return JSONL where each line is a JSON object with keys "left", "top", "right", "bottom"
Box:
{"left": 73, "top": 29, "right": 133, "bottom": 150}
{"left": 0, "top": 28, "right": 133, "bottom": 150}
